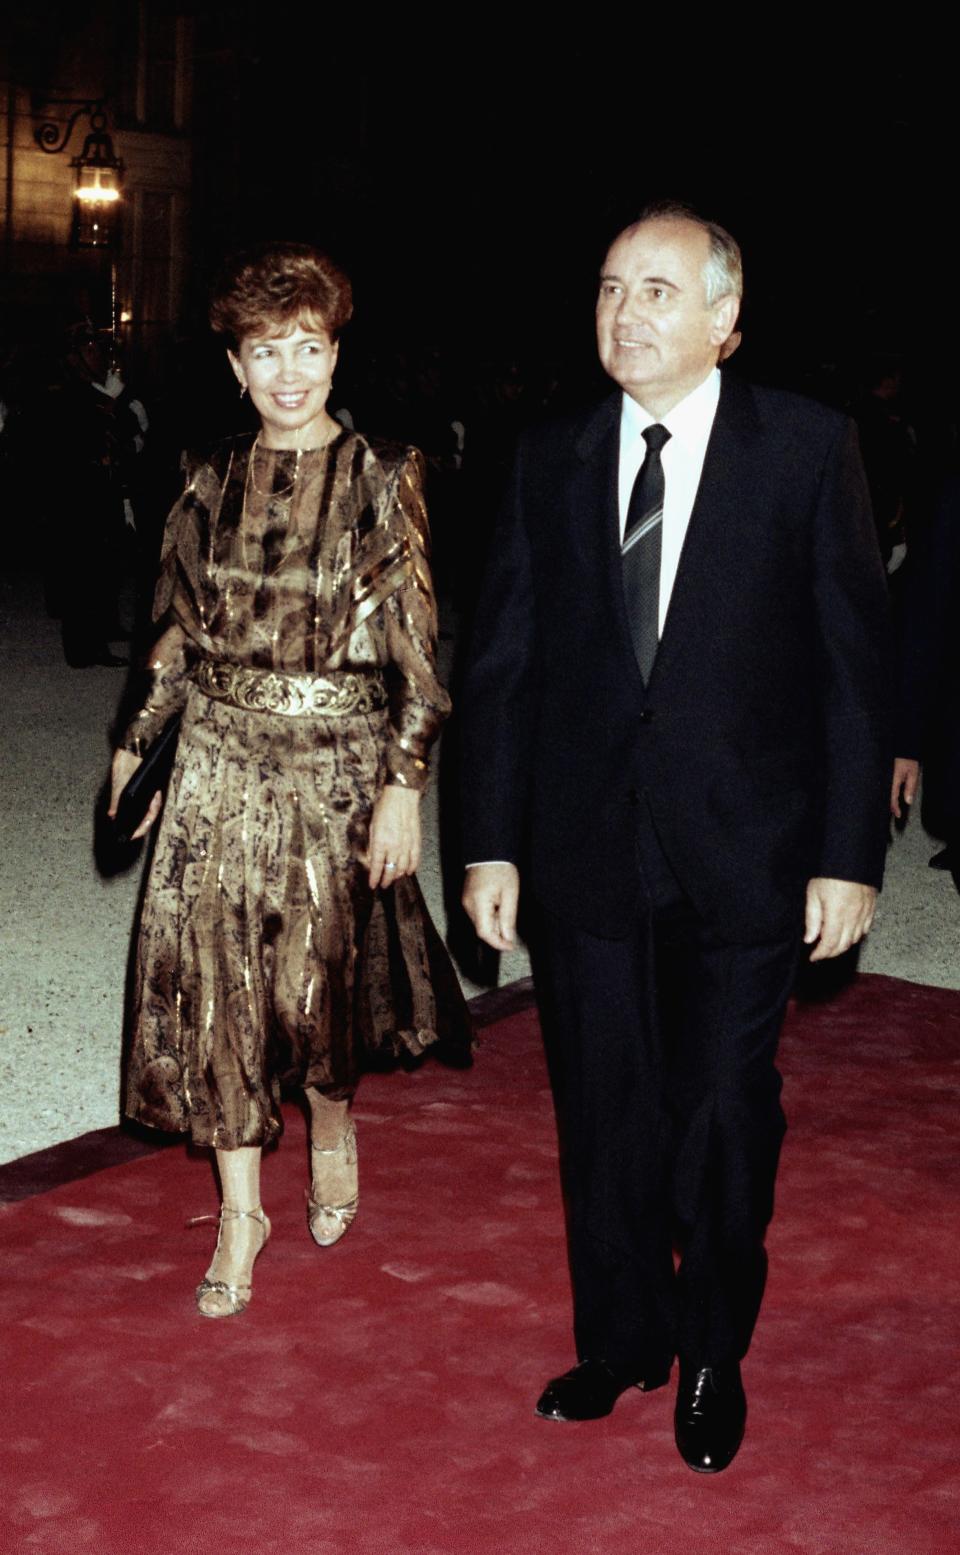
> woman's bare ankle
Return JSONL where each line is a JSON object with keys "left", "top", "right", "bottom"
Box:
{"left": 307, "top": 1091, "right": 351, "bottom": 1151}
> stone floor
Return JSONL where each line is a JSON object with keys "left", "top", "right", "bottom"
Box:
{"left": 1, "top": 566, "right": 957, "bottom": 1165}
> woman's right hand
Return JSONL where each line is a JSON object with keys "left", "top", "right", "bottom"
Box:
{"left": 108, "top": 749, "right": 164, "bottom": 840}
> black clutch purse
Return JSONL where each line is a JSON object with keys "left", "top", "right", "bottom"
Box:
{"left": 113, "top": 716, "right": 181, "bottom": 846}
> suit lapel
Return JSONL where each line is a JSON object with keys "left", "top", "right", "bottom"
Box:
{"left": 649, "top": 374, "right": 763, "bottom": 687}
{"left": 572, "top": 395, "right": 650, "bottom": 697}
{"left": 568, "top": 377, "right": 764, "bottom": 696}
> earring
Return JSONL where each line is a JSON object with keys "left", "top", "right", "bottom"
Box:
{"left": 239, "top": 382, "right": 247, "bottom": 399}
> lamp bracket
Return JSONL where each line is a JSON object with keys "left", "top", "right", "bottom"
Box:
{"left": 34, "top": 98, "right": 109, "bottom": 156}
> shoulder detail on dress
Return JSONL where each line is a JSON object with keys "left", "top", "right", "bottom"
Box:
{"left": 350, "top": 433, "right": 423, "bottom": 475}
{"left": 174, "top": 433, "right": 254, "bottom": 491}
{"left": 197, "top": 432, "right": 256, "bottom": 482}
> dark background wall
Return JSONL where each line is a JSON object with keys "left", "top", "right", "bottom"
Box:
{"left": 2, "top": 10, "right": 953, "bottom": 456}
{"left": 181, "top": 22, "right": 948, "bottom": 428}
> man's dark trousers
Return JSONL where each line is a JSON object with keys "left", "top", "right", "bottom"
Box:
{"left": 536, "top": 803, "right": 801, "bottom": 1378}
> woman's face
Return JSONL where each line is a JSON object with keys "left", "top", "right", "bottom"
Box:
{"left": 229, "top": 319, "right": 339, "bottom": 448}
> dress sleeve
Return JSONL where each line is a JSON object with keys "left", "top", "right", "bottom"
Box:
{"left": 119, "top": 623, "right": 191, "bottom": 755}
{"left": 381, "top": 449, "right": 451, "bottom": 791}
{"left": 119, "top": 470, "right": 199, "bottom": 754}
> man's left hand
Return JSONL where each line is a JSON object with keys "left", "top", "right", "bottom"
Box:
{"left": 890, "top": 757, "right": 920, "bottom": 820}
{"left": 803, "top": 877, "right": 877, "bottom": 962}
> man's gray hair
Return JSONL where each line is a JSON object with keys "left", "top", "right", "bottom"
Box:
{"left": 634, "top": 200, "right": 743, "bottom": 305}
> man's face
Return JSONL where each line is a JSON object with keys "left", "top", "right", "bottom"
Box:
{"left": 596, "top": 219, "right": 738, "bottom": 415}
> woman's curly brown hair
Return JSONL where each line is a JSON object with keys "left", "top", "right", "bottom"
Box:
{"left": 209, "top": 242, "right": 353, "bottom": 349}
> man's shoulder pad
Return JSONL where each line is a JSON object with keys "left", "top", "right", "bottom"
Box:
{"left": 743, "top": 380, "right": 848, "bottom": 434}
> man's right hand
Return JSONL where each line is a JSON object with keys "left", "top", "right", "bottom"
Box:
{"left": 462, "top": 862, "right": 520, "bottom": 951}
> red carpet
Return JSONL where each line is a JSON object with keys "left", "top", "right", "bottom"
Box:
{"left": 1, "top": 972, "right": 958, "bottom": 1554}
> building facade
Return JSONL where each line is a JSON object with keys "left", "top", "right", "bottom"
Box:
{"left": 1, "top": 3, "right": 192, "bottom": 379}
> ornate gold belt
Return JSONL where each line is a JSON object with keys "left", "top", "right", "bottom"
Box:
{"left": 192, "top": 660, "right": 387, "bottom": 717}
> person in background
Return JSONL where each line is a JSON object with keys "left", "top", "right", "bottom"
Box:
{"left": 890, "top": 474, "right": 960, "bottom": 871}
{"left": 46, "top": 321, "right": 147, "bottom": 666}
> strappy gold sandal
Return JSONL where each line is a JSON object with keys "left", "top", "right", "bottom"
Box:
{"left": 190, "top": 1204, "right": 271, "bottom": 1317}
{"left": 307, "top": 1121, "right": 358, "bottom": 1247}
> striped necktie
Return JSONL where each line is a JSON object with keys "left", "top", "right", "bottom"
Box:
{"left": 622, "top": 423, "right": 671, "bottom": 683}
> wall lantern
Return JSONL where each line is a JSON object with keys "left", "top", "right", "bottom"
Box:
{"left": 71, "top": 121, "right": 123, "bottom": 248}
{"left": 34, "top": 100, "right": 124, "bottom": 250}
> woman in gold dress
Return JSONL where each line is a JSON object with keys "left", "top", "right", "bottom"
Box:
{"left": 109, "top": 243, "right": 470, "bottom": 1317}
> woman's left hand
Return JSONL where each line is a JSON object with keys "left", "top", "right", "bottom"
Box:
{"left": 364, "top": 786, "right": 421, "bottom": 889}
{"left": 108, "top": 748, "right": 164, "bottom": 840}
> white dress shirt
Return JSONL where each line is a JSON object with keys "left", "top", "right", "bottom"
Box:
{"left": 618, "top": 367, "right": 721, "bottom": 635}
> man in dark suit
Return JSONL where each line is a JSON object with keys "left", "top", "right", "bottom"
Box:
{"left": 460, "top": 204, "right": 889, "bottom": 1473}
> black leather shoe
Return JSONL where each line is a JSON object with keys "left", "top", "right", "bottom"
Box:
{"left": 536, "top": 1357, "right": 671, "bottom": 1421}
{"left": 674, "top": 1361, "right": 746, "bottom": 1473}
{"left": 929, "top": 848, "right": 957, "bottom": 871}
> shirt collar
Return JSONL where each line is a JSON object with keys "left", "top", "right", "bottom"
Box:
{"left": 620, "top": 367, "right": 721, "bottom": 448}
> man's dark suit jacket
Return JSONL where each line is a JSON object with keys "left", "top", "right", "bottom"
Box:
{"left": 462, "top": 374, "right": 891, "bottom": 944}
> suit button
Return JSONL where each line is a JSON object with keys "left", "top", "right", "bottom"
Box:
{"left": 638, "top": 710, "right": 654, "bottom": 724}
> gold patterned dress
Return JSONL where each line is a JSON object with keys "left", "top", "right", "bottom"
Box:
{"left": 121, "top": 429, "right": 471, "bottom": 1150}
